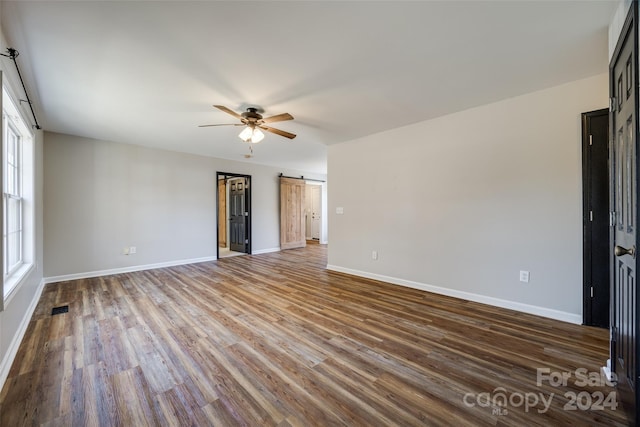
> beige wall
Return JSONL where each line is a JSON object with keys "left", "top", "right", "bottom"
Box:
{"left": 328, "top": 73, "right": 608, "bottom": 322}
{"left": 43, "top": 132, "right": 325, "bottom": 278}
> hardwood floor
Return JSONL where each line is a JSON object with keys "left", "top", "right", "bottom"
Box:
{"left": 0, "top": 244, "right": 629, "bottom": 426}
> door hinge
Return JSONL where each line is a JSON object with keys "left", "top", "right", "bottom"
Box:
{"left": 589, "top": 134, "right": 593, "bottom": 146}
{"left": 610, "top": 211, "right": 616, "bottom": 227}
{"left": 591, "top": 286, "right": 594, "bottom": 298}
{"left": 244, "top": 212, "right": 249, "bottom": 217}
{"left": 611, "top": 97, "right": 616, "bottom": 110}
{"left": 245, "top": 239, "right": 249, "bottom": 244}
{"left": 590, "top": 211, "right": 593, "bottom": 222}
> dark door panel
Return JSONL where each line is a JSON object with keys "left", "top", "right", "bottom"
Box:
{"left": 583, "top": 109, "right": 610, "bottom": 328}
{"left": 610, "top": 4, "right": 639, "bottom": 422}
{"left": 230, "top": 178, "right": 247, "bottom": 253}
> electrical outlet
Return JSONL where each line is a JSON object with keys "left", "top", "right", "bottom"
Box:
{"left": 519, "top": 270, "right": 530, "bottom": 283}
{"left": 130, "top": 246, "right": 137, "bottom": 254}
{"left": 372, "top": 251, "right": 378, "bottom": 260}
{"left": 123, "top": 247, "right": 130, "bottom": 255}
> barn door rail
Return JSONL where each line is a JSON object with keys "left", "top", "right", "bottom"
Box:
{"left": 278, "top": 173, "right": 325, "bottom": 183}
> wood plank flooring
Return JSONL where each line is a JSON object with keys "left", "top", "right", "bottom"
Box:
{"left": 0, "top": 244, "right": 629, "bottom": 426}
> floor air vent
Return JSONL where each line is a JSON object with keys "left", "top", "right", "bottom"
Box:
{"left": 51, "top": 305, "right": 69, "bottom": 316}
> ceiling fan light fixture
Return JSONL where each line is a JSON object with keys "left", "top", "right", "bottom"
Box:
{"left": 251, "top": 128, "right": 265, "bottom": 143}
{"left": 239, "top": 126, "right": 265, "bottom": 143}
{"left": 238, "top": 126, "right": 253, "bottom": 141}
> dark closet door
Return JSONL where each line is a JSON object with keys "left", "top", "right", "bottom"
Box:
{"left": 229, "top": 178, "right": 248, "bottom": 253}
{"left": 583, "top": 109, "right": 610, "bottom": 328}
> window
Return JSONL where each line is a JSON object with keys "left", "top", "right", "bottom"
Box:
{"left": 4, "top": 121, "right": 22, "bottom": 275}
{"left": 3, "top": 85, "right": 34, "bottom": 301}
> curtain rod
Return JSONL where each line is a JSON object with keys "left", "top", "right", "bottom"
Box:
{"left": 1, "top": 48, "right": 41, "bottom": 130}
{"left": 279, "top": 173, "right": 325, "bottom": 183}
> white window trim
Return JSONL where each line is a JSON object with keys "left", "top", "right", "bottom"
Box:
{"left": 2, "top": 84, "right": 35, "bottom": 304}
{"left": 4, "top": 263, "right": 33, "bottom": 305}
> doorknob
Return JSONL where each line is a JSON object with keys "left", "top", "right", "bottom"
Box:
{"left": 615, "top": 245, "right": 636, "bottom": 258}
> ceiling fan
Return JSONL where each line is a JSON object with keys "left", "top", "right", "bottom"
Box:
{"left": 199, "top": 105, "right": 296, "bottom": 143}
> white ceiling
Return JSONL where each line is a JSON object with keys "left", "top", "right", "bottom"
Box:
{"left": 1, "top": 1, "right": 617, "bottom": 174}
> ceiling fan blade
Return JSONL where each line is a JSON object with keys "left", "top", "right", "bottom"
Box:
{"left": 259, "top": 125, "right": 296, "bottom": 139}
{"left": 261, "top": 112, "right": 294, "bottom": 124}
{"left": 213, "top": 105, "right": 243, "bottom": 119}
{"left": 198, "top": 123, "right": 243, "bottom": 128}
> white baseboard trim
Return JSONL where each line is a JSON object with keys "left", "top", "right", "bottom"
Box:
{"left": 0, "top": 277, "right": 46, "bottom": 390}
{"left": 44, "top": 256, "right": 218, "bottom": 285}
{"left": 252, "top": 247, "right": 280, "bottom": 255}
{"left": 602, "top": 359, "right": 616, "bottom": 384}
{"left": 326, "top": 265, "right": 582, "bottom": 325}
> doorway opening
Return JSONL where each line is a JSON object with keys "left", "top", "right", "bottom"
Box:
{"left": 217, "top": 172, "right": 252, "bottom": 259}
{"left": 582, "top": 108, "right": 610, "bottom": 327}
{"left": 305, "top": 182, "right": 323, "bottom": 242}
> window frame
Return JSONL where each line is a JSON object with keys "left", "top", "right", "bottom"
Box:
{"left": 2, "top": 83, "right": 35, "bottom": 303}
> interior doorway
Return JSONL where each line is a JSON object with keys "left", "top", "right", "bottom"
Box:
{"left": 217, "top": 172, "right": 252, "bottom": 259}
{"left": 305, "top": 183, "right": 322, "bottom": 241}
{"left": 278, "top": 173, "right": 327, "bottom": 248}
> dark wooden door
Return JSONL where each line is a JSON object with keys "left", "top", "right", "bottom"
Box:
{"left": 218, "top": 178, "right": 227, "bottom": 248}
{"left": 229, "top": 178, "right": 247, "bottom": 253}
{"left": 583, "top": 109, "right": 610, "bottom": 328}
{"left": 611, "top": 4, "right": 639, "bottom": 421}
